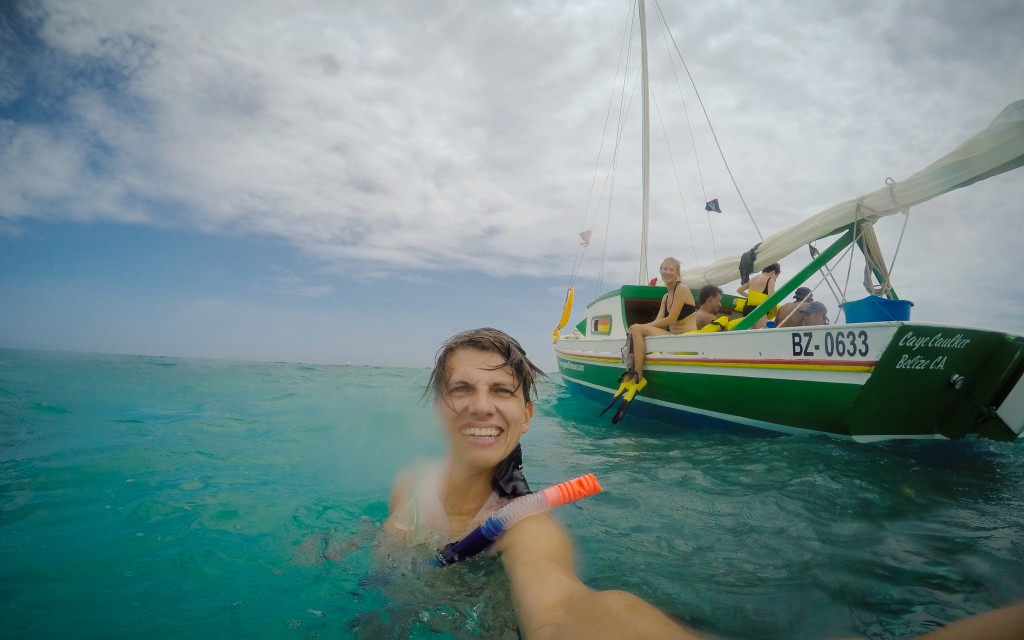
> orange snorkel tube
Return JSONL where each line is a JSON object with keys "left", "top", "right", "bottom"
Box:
{"left": 430, "top": 473, "right": 602, "bottom": 567}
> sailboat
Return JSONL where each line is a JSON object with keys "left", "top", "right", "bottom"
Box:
{"left": 552, "top": 1, "right": 1024, "bottom": 442}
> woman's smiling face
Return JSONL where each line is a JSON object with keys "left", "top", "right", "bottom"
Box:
{"left": 660, "top": 259, "right": 680, "bottom": 282}
{"left": 436, "top": 348, "right": 533, "bottom": 472}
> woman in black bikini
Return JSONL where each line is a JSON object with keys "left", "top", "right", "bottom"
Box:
{"left": 626, "top": 257, "right": 697, "bottom": 382}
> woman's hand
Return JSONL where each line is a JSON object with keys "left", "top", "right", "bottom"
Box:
{"left": 498, "top": 514, "right": 697, "bottom": 639}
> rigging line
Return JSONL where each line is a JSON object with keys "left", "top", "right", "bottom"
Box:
{"left": 775, "top": 275, "right": 827, "bottom": 327}
{"left": 595, "top": 48, "right": 644, "bottom": 297}
{"left": 884, "top": 210, "right": 911, "bottom": 297}
{"left": 597, "top": 164, "right": 616, "bottom": 297}
{"left": 594, "top": 58, "right": 641, "bottom": 296}
{"left": 816, "top": 250, "right": 844, "bottom": 306}
{"left": 654, "top": 0, "right": 763, "bottom": 241}
{"left": 654, "top": 7, "right": 717, "bottom": 261}
{"left": 596, "top": 24, "right": 640, "bottom": 298}
{"left": 597, "top": 137, "right": 624, "bottom": 297}
{"left": 597, "top": 78, "right": 640, "bottom": 297}
{"left": 587, "top": 8, "right": 639, "bottom": 295}
{"left": 592, "top": 65, "right": 639, "bottom": 241}
{"left": 802, "top": 276, "right": 843, "bottom": 323}
{"left": 614, "top": 20, "right": 639, "bottom": 157}
{"left": 649, "top": 83, "right": 699, "bottom": 265}
{"left": 706, "top": 211, "right": 718, "bottom": 261}
{"left": 841, "top": 206, "right": 870, "bottom": 309}
{"left": 594, "top": 58, "right": 643, "bottom": 297}
{"left": 886, "top": 215, "right": 911, "bottom": 295}
{"left": 593, "top": 44, "right": 638, "bottom": 296}
{"left": 569, "top": 6, "right": 635, "bottom": 289}
{"left": 787, "top": 233, "right": 863, "bottom": 324}
{"left": 881, "top": 177, "right": 910, "bottom": 296}
{"left": 595, "top": 135, "right": 620, "bottom": 298}
{"left": 821, "top": 269, "right": 842, "bottom": 307}
{"left": 809, "top": 244, "right": 849, "bottom": 308}
{"left": 802, "top": 233, "right": 863, "bottom": 322}
{"left": 579, "top": 3, "right": 636, "bottom": 239}
{"left": 809, "top": 244, "right": 845, "bottom": 306}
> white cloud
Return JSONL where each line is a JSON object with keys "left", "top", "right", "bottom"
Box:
{"left": 1, "top": 0, "right": 1022, "bottom": 323}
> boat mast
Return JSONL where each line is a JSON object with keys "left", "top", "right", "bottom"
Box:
{"left": 638, "top": 0, "right": 650, "bottom": 285}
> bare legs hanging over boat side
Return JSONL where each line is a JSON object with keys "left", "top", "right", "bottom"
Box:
{"left": 602, "top": 258, "right": 697, "bottom": 424}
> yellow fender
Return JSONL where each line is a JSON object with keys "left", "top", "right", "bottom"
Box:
{"left": 552, "top": 287, "right": 574, "bottom": 343}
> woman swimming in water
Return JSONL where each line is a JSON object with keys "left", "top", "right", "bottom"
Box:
{"left": 386, "top": 327, "right": 697, "bottom": 639}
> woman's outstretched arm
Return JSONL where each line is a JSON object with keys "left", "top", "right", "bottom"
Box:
{"left": 909, "top": 601, "right": 1024, "bottom": 640}
{"left": 496, "top": 513, "right": 701, "bottom": 640}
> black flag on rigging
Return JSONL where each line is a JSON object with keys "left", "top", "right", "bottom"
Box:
{"left": 704, "top": 198, "right": 721, "bottom": 213}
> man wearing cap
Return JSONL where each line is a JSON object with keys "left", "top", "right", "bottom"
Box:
{"left": 776, "top": 287, "right": 812, "bottom": 328}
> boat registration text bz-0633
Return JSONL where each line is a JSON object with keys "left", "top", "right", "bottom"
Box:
{"left": 791, "top": 330, "right": 870, "bottom": 358}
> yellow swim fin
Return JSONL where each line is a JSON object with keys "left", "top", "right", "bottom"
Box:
{"left": 599, "top": 370, "right": 638, "bottom": 416}
{"left": 611, "top": 377, "right": 648, "bottom": 424}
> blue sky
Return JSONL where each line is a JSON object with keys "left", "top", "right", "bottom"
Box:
{"left": 2, "top": 0, "right": 1023, "bottom": 371}
{"left": 0, "top": 220, "right": 561, "bottom": 367}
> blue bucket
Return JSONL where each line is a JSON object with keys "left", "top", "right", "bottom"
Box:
{"left": 840, "top": 296, "right": 914, "bottom": 323}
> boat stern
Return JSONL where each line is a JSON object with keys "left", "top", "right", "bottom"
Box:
{"left": 847, "top": 327, "right": 1024, "bottom": 440}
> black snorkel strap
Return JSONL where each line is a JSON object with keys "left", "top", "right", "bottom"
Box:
{"left": 428, "top": 445, "right": 530, "bottom": 568}
{"left": 492, "top": 443, "right": 531, "bottom": 499}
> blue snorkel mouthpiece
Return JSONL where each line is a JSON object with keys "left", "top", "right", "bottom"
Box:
{"left": 429, "top": 473, "right": 602, "bottom": 567}
{"left": 430, "top": 522, "right": 503, "bottom": 567}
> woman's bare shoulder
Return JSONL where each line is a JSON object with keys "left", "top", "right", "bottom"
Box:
{"left": 387, "top": 459, "right": 437, "bottom": 513}
{"left": 388, "top": 467, "right": 413, "bottom": 506}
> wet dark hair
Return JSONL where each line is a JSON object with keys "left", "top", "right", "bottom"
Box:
{"left": 426, "top": 328, "right": 545, "bottom": 405}
{"left": 699, "top": 284, "right": 723, "bottom": 305}
{"left": 763, "top": 263, "right": 781, "bottom": 274}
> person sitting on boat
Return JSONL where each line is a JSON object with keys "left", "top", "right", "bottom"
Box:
{"left": 736, "top": 263, "right": 781, "bottom": 329}
{"left": 386, "top": 327, "right": 699, "bottom": 639}
{"left": 801, "top": 300, "right": 829, "bottom": 326}
{"left": 694, "top": 284, "right": 724, "bottom": 330}
{"left": 775, "top": 286, "right": 813, "bottom": 328}
{"left": 628, "top": 256, "right": 697, "bottom": 369}
{"left": 601, "top": 258, "right": 697, "bottom": 423}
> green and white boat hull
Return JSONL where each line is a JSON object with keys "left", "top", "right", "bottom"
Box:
{"left": 556, "top": 308, "right": 1024, "bottom": 441}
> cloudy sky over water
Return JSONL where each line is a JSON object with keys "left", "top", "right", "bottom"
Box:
{"left": 1, "top": 0, "right": 1022, "bottom": 370}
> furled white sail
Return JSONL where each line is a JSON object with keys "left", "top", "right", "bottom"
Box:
{"left": 687, "top": 100, "right": 1024, "bottom": 288}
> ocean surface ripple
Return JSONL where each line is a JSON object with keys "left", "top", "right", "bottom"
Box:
{"left": 1, "top": 349, "right": 1022, "bottom": 639}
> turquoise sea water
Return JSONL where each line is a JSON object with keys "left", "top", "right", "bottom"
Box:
{"left": 1, "top": 348, "right": 1022, "bottom": 639}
